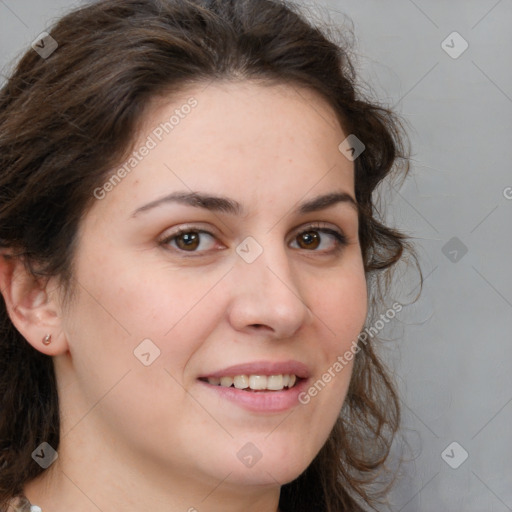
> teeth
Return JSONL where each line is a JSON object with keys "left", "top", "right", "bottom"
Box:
{"left": 220, "top": 376, "right": 233, "bottom": 387}
{"left": 207, "top": 374, "right": 298, "bottom": 391}
{"left": 233, "top": 375, "right": 249, "bottom": 389}
{"left": 249, "top": 375, "right": 267, "bottom": 390}
{"left": 266, "top": 375, "right": 283, "bottom": 390}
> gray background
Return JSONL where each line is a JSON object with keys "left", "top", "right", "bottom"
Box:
{"left": 1, "top": 1, "right": 511, "bottom": 510}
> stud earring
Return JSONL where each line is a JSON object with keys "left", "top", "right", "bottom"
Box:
{"left": 42, "top": 334, "right": 52, "bottom": 345}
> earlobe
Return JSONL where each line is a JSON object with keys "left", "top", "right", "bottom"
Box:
{"left": 0, "top": 252, "right": 66, "bottom": 355}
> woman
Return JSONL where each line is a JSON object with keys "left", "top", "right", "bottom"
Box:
{"left": 0, "top": 0, "right": 418, "bottom": 511}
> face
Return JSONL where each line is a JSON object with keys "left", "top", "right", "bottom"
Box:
{"left": 55, "top": 81, "right": 367, "bottom": 496}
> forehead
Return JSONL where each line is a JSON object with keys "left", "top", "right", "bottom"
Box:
{"left": 147, "top": 79, "right": 346, "bottom": 154}
{"left": 90, "top": 80, "right": 355, "bottom": 218}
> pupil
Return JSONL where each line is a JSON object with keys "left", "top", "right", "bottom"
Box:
{"left": 179, "top": 232, "right": 199, "bottom": 250}
{"left": 183, "top": 233, "right": 196, "bottom": 244}
{"left": 300, "top": 231, "right": 319, "bottom": 249}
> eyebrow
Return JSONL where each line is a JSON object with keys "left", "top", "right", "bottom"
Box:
{"left": 131, "top": 190, "right": 358, "bottom": 217}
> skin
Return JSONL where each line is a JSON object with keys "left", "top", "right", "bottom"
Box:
{"left": 1, "top": 80, "right": 367, "bottom": 512}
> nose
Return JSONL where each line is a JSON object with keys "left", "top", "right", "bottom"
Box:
{"left": 226, "top": 241, "right": 313, "bottom": 339}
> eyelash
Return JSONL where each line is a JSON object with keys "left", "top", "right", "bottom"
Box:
{"left": 159, "top": 223, "right": 348, "bottom": 256}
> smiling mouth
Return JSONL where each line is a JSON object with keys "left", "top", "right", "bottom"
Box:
{"left": 199, "top": 374, "right": 301, "bottom": 392}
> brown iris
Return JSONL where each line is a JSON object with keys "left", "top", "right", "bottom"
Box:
{"left": 296, "top": 230, "right": 320, "bottom": 250}
{"left": 176, "top": 231, "right": 200, "bottom": 251}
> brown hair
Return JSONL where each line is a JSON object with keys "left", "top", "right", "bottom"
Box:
{"left": 0, "top": 0, "right": 419, "bottom": 510}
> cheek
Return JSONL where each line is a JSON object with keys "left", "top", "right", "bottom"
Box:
{"left": 294, "top": 261, "right": 367, "bottom": 416}
{"left": 59, "top": 258, "right": 225, "bottom": 435}
{"left": 66, "top": 251, "right": 228, "bottom": 371}
{"left": 311, "top": 264, "right": 368, "bottom": 351}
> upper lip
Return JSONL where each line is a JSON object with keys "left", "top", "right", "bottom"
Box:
{"left": 199, "top": 360, "right": 310, "bottom": 379}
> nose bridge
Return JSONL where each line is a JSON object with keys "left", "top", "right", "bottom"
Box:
{"left": 228, "top": 234, "right": 312, "bottom": 335}
{"left": 239, "top": 234, "right": 295, "bottom": 293}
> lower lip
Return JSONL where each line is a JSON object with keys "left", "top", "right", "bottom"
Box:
{"left": 198, "top": 378, "right": 309, "bottom": 413}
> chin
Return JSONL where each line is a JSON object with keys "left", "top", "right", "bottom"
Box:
{"left": 227, "top": 468, "right": 303, "bottom": 488}
{"left": 218, "top": 450, "right": 314, "bottom": 488}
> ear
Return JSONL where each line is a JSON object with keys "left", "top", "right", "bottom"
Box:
{"left": 0, "top": 252, "right": 68, "bottom": 356}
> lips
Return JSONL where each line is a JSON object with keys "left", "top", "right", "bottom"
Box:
{"left": 204, "top": 373, "right": 300, "bottom": 393}
{"left": 197, "top": 360, "right": 311, "bottom": 412}
{"left": 198, "top": 360, "right": 310, "bottom": 380}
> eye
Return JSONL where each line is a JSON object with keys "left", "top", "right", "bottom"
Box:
{"left": 289, "top": 225, "right": 347, "bottom": 253}
{"left": 160, "top": 229, "right": 219, "bottom": 253}
{"left": 159, "top": 223, "right": 348, "bottom": 256}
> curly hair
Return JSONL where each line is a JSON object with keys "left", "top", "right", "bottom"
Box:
{"left": 0, "top": 0, "right": 419, "bottom": 510}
